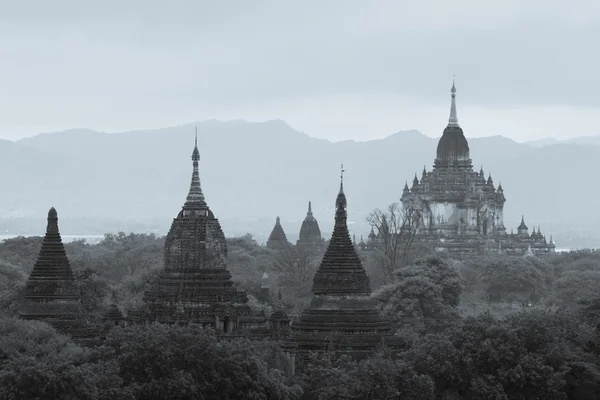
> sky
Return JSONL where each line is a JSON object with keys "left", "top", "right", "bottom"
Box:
{"left": 0, "top": 0, "right": 599, "bottom": 142}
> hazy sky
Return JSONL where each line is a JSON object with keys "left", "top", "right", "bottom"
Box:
{"left": 1, "top": 0, "right": 599, "bottom": 142}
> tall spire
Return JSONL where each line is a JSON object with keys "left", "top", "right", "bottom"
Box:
{"left": 183, "top": 128, "right": 207, "bottom": 211}
{"left": 448, "top": 76, "right": 459, "bottom": 128}
{"left": 311, "top": 169, "right": 370, "bottom": 296}
{"left": 340, "top": 163, "right": 345, "bottom": 192}
{"left": 307, "top": 201, "right": 313, "bottom": 217}
{"left": 336, "top": 163, "right": 347, "bottom": 210}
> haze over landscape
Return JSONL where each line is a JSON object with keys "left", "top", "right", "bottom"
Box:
{"left": 0, "top": 119, "right": 599, "bottom": 248}
{"left": 0, "top": 1, "right": 599, "bottom": 247}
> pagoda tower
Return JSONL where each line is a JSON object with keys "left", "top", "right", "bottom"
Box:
{"left": 296, "top": 201, "right": 323, "bottom": 249}
{"left": 266, "top": 216, "right": 290, "bottom": 249}
{"left": 397, "top": 80, "right": 556, "bottom": 258}
{"left": 400, "top": 80, "right": 506, "bottom": 236}
{"left": 19, "top": 207, "right": 82, "bottom": 331}
{"left": 292, "top": 166, "right": 395, "bottom": 366}
{"left": 143, "top": 132, "right": 253, "bottom": 334}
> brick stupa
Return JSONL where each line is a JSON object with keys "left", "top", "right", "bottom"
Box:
{"left": 267, "top": 216, "right": 290, "bottom": 250}
{"left": 143, "top": 133, "right": 255, "bottom": 334}
{"left": 292, "top": 167, "right": 395, "bottom": 365}
{"left": 19, "top": 208, "right": 98, "bottom": 344}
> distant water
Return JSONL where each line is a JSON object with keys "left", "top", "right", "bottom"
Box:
{"left": 0, "top": 234, "right": 104, "bottom": 245}
{"left": 0, "top": 235, "right": 578, "bottom": 253}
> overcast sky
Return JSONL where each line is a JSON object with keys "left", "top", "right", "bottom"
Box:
{"left": 0, "top": 0, "right": 598, "bottom": 142}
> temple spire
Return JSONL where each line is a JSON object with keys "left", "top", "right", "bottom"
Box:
{"left": 448, "top": 76, "right": 460, "bottom": 128}
{"left": 340, "top": 163, "right": 345, "bottom": 192}
{"left": 336, "top": 164, "right": 347, "bottom": 210}
{"left": 183, "top": 129, "right": 207, "bottom": 211}
{"left": 307, "top": 201, "right": 313, "bottom": 216}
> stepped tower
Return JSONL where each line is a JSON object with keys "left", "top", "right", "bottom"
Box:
{"left": 292, "top": 166, "right": 395, "bottom": 366}
{"left": 297, "top": 201, "right": 323, "bottom": 249}
{"left": 143, "top": 131, "right": 254, "bottom": 334}
{"left": 396, "top": 79, "right": 555, "bottom": 258}
{"left": 19, "top": 207, "right": 81, "bottom": 327}
{"left": 19, "top": 208, "right": 99, "bottom": 344}
{"left": 267, "top": 216, "right": 290, "bottom": 249}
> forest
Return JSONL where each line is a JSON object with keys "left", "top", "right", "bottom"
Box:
{"left": 1, "top": 231, "right": 600, "bottom": 399}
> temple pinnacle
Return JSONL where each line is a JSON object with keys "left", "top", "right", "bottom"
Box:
{"left": 336, "top": 165, "right": 347, "bottom": 210}
{"left": 448, "top": 76, "right": 459, "bottom": 128}
{"left": 183, "top": 129, "right": 207, "bottom": 211}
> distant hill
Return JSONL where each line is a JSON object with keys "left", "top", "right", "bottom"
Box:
{"left": 1, "top": 120, "right": 600, "bottom": 248}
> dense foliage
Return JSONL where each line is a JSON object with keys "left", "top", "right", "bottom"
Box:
{"left": 0, "top": 320, "right": 302, "bottom": 400}
{"left": 2, "top": 235, "right": 600, "bottom": 399}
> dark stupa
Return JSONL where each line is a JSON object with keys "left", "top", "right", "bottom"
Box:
{"left": 292, "top": 166, "right": 394, "bottom": 365}
{"left": 434, "top": 78, "right": 471, "bottom": 169}
{"left": 19, "top": 207, "right": 82, "bottom": 329}
{"left": 297, "top": 201, "right": 323, "bottom": 249}
{"left": 267, "top": 216, "right": 290, "bottom": 249}
{"left": 143, "top": 131, "right": 254, "bottom": 334}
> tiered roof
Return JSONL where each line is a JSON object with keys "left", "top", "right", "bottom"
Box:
{"left": 292, "top": 167, "right": 394, "bottom": 362}
{"left": 143, "top": 133, "right": 252, "bottom": 327}
{"left": 267, "top": 216, "right": 289, "bottom": 249}
{"left": 19, "top": 208, "right": 81, "bottom": 322}
{"left": 297, "top": 201, "right": 322, "bottom": 247}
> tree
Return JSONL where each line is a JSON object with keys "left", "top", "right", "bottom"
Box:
{"left": 366, "top": 202, "right": 423, "bottom": 283}
{"left": 303, "top": 354, "right": 435, "bottom": 400}
{"left": 101, "top": 324, "right": 302, "bottom": 400}
{"left": 475, "top": 256, "right": 551, "bottom": 306}
{"left": 0, "top": 318, "right": 125, "bottom": 400}
{"left": 372, "top": 256, "right": 463, "bottom": 332}
{"left": 402, "top": 311, "right": 600, "bottom": 399}
{"left": 270, "top": 245, "right": 322, "bottom": 311}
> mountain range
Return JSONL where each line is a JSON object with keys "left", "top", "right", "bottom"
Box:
{"left": 0, "top": 120, "right": 598, "bottom": 248}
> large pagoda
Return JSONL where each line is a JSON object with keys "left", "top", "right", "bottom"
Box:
{"left": 397, "top": 80, "right": 555, "bottom": 258}
{"left": 292, "top": 167, "right": 395, "bottom": 365}
{"left": 143, "top": 133, "right": 256, "bottom": 334}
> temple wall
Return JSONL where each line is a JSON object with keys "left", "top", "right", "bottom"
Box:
{"left": 429, "top": 202, "right": 458, "bottom": 224}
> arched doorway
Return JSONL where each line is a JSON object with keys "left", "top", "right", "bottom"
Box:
{"left": 223, "top": 316, "right": 232, "bottom": 334}
{"left": 482, "top": 219, "right": 488, "bottom": 236}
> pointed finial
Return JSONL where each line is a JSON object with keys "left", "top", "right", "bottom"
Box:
{"left": 448, "top": 76, "right": 459, "bottom": 127}
{"left": 183, "top": 128, "right": 207, "bottom": 211}
{"left": 276, "top": 216, "right": 281, "bottom": 224}
{"left": 195, "top": 126, "right": 198, "bottom": 146}
{"left": 335, "top": 164, "right": 348, "bottom": 210}
{"left": 412, "top": 173, "right": 419, "bottom": 186}
{"left": 47, "top": 207, "right": 59, "bottom": 234}
{"left": 308, "top": 201, "right": 312, "bottom": 213}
